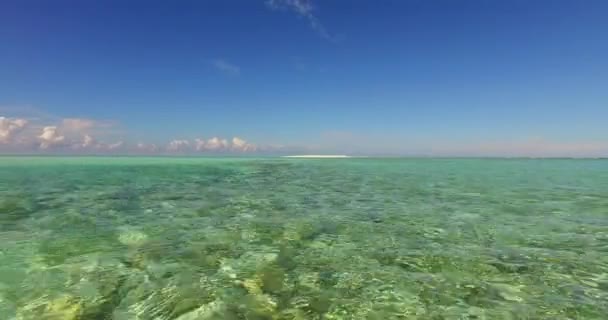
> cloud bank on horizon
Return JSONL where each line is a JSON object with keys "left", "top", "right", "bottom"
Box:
{"left": 2, "top": 113, "right": 608, "bottom": 157}
{"left": 0, "top": 114, "right": 259, "bottom": 154}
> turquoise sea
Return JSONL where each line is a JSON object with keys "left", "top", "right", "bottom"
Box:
{"left": 1, "top": 157, "right": 607, "bottom": 319}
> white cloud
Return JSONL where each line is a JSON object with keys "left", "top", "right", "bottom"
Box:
{"left": 167, "top": 139, "right": 191, "bottom": 152}
{"left": 137, "top": 142, "right": 158, "bottom": 152}
{"left": 170, "top": 137, "right": 257, "bottom": 152}
{"left": 38, "top": 126, "right": 66, "bottom": 149}
{"left": 34, "top": 117, "right": 122, "bottom": 151}
{"left": 0, "top": 116, "right": 28, "bottom": 144}
{"left": 267, "top": 0, "right": 312, "bottom": 14}
{"left": 2, "top": 111, "right": 263, "bottom": 154}
{"left": 194, "top": 138, "right": 206, "bottom": 151}
{"left": 205, "top": 137, "right": 229, "bottom": 150}
{"left": 0, "top": 112, "right": 129, "bottom": 152}
{"left": 231, "top": 137, "right": 257, "bottom": 152}
{"left": 71, "top": 134, "right": 97, "bottom": 149}
{"left": 266, "top": 0, "right": 332, "bottom": 40}
{"left": 61, "top": 118, "right": 97, "bottom": 132}
{"left": 82, "top": 134, "right": 95, "bottom": 147}
{"left": 212, "top": 59, "right": 240, "bottom": 76}
{"left": 107, "top": 141, "right": 124, "bottom": 150}
{"left": 232, "top": 137, "right": 247, "bottom": 149}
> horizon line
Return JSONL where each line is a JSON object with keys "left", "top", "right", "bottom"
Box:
{"left": 0, "top": 154, "right": 606, "bottom": 160}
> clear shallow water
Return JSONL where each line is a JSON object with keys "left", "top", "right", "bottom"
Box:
{"left": 1, "top": 157, "right": 607, "bottom": 319}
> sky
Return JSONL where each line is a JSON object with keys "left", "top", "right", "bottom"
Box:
{"left": 1, "top": 0, "right": 607, "bottom": 156}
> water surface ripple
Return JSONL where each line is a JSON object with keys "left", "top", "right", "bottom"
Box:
{"left": 1, "top": 157, "right": 607, "bottom": 319}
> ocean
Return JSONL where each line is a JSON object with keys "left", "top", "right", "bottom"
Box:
{"left": 1, "top": 157, "right": 607, "bottom": 319}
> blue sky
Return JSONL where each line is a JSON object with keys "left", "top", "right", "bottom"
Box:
{"left": 1, "top": 0, "right": 607, "bottom": 156}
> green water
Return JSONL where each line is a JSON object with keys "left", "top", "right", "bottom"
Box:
{"left": 1, "top": 157, "right": 607, "bottom": 319}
